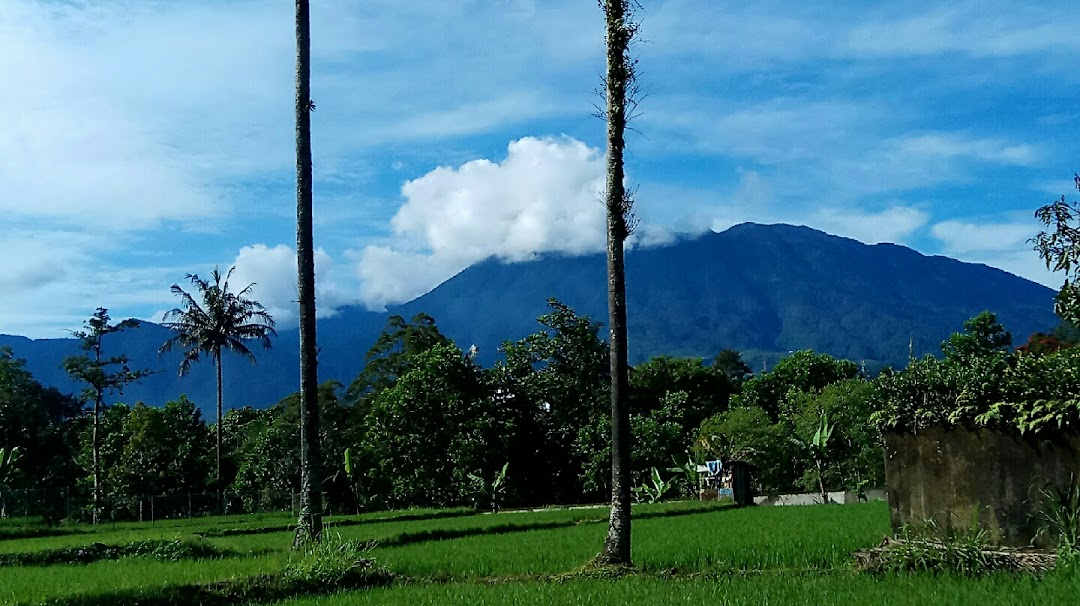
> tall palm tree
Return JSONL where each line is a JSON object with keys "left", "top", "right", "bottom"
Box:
{"left": 293, "top": 0, "right": 323, "bottom": 547}
{"left": 159, "top": 267, "right": 276, "bottom": 493}
{"left": 597, "top": 0, "right": 639, "bottom": 567}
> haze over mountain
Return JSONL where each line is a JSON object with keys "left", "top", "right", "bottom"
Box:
{"left": 0, "top": 223, "right": 1057, "bottom": 417}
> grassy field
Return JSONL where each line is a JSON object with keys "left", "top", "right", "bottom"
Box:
{"left": 0, "top": 500, "right": 1077, "bottom": 605}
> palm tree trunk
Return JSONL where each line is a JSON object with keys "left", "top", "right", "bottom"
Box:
{"left": 293, "top": 0, "right": 323, "bottom": 547}
{"left": 598, "top": 0, "right": 633, "bottom": 567}
{"left": 92, "top": 393, "right": 101, "bottom": 525}
{"left": 215, "top": 351, "right": 224, "bottom": 512}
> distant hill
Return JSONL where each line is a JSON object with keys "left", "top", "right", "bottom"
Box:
{"left": 0, "top": 223, "right": 1058, "bottom": 416}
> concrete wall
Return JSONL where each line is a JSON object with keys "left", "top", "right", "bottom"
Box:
{"left": 753, "top": 489, "right": 886, "bottom": 507}
{"left": 884, "top": 428, "right": 1080, "bottom": 548}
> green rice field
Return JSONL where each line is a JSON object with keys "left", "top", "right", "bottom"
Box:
{"left": 1, "top": 501, "right": 1077, "bottom": 605}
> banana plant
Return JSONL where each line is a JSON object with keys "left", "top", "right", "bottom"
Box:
{"left": 0, "top": 446, "right": 20, "bottom": 519}
{"left": 0, "top": 446, "right": 20, "bottom": 487}
{"left": 809, "top": 414, "right": 835, "bottom": 504}
{"left": 632, "top": 467, "right": 677, "bottom": 504}
{"left": 343, "top": 447, "right": 361, "bottom": 514}
{"left": 468, "top": 462, "right": 509, "bottom": 513}
{"left": 790, "top": 412, "right": 837, "bottom": 504}
{"left": 667, "top": 455, "right": 700, "bottom": 498}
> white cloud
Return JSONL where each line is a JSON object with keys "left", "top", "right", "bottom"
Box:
{"left": 647, "top": 98, "right": 878, "bottom": 163}
{"left": 930, "top": 220, "right": 1037, "bottom": 254}
{"left": 229, "top": 244, "right": 352, "bottom": 326}
{"left": 891, "top": 133, "right": 1039, "bottom": 166}
{"left": 648, "top": 1, "right": 1080, "bottom": 69}
{"left": 628, "top": 224, "right": 678, "bottom": 249}
{"left": 670, "top": 164, "right": 928, "bottom": 246}
{"left": 809, "top": 206, "right": 930, "bottom": 245}
{"left": 842, "top": 4, "right": 1080, "bottom": 60}
{"left": 929, "top": 218, "right": 1057, "bottom": 287}
{"left": 2, "top": 0, "right": 1075, "bottom": 341}
{"left": 357, "top": 136, "right": 607, "bottom": 307}
{"left": 1033, "top": 178, "right": 1079, "bottom": 198}
{"left": 356, "top": 246, "right": 466, "bottom": 308}
{"left": 948, "top": 248, "right": 1057, "bottom": 290}
{"left": 645, "top": 95, "right": 1042, "bottom": 199}
{"left": 0, "top": 231, "right": 185, "bottom": 337}
{"left": 0, "top": 3, "right": 219, "bottom": 228}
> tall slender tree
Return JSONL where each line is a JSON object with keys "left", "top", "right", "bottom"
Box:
{"left": 596, "top": 0, "right": 640, "bottom": 567}
{"left": 63, "top": 308, "right": 152, "bottom": 524}
{"left": 159, "top": 268, "right": 276, "bottom": 494}
{"left": 293, "top": 0, "right": 323, "bottom": 547}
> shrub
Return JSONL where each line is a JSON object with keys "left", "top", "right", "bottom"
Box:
{"left": 284, "top": 532, "right": 388, "bottom": 587}
{"left": 871, "top": 347, "right": 1080, "bottom": 436}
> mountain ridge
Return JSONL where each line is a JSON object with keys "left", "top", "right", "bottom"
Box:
{"left": 0, "top": 223, "right": 1057, "bottom": 416}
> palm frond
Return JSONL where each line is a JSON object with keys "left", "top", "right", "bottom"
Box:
{"left": 160, "top": 264, "right": 276, "bottom": 373}
{"left": 223, "top": 337, "right": 257, "bottom": 363}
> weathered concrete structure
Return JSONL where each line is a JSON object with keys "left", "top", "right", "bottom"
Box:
{"left": 884, "top": 427, "right": 1080, "bottom": 548}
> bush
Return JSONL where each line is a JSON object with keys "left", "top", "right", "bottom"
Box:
{"left": 871, "top": 348, "right": 1080, "bottom": 435}
{"left": 856, "top": 519, "right": 1051, "bottom": 576}
{"left": 0, "top": 538, "right": 226, "bottom": 567}
{"left": 284, "top": 532, "right": 388, "bottom": 587}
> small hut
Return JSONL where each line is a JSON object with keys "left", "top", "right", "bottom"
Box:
{"left": 697, "top": 460, "right": 753, "bottom": 506}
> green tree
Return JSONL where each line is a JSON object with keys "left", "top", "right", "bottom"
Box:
{"left": 1033, "top": 173, "right": 1080, "bottom": 324}
{"left": 628, "top": 391, "right": 688, "bottom": 487}
{"left": 231, "top": 382, "right": 359, "bottom": 515}
{"left": 218, "top": 405, "right": 266, "bottom": 493}
{"left": 695, "top": 354, "right": 875, "bottom": 495}
{"left": 365, "top": 343, "right": 504, "bottom": 508}
{"left": 597, "top": 0, "right": 641, "bottom": 566}
{"left": 107, "top": 398, "right": 211, "bottom": 514}
{"left": 293, "top": 0, "right": 322, "bottom": 547}
{"left": 630, "top": 356, "right": 733, "bottom": 432}
{"left": 160, "top": 267, "right": 276, "bottom": 493}
{"left": 63, "top": 308, "right": 152, "bottom": 524}
{"left": 76, "top": 403, "right": 131, "bottom": 521}
{"left": 695, "top": 406, "right": 798, "bottom": 493}
{"left": 230, "top": 408, "right": 294, "bottom": 512}
{"left": 577, "top": 357, "right": 736, "bottom": 496}
{"left": 0, "top": 348, "right": 82, "bottom": 490}
{"left": 712, "top": 349, "right": 752, "bottom": 387}
{"left": 346, "top": 313, "right": 450, "bottom": 405}
{"left": 734, "top": 350, "right": 859, "bottom": 422}
{"left": 497, "top": 300, "right": 608, "bottom": 504}
{"left": 941, "top": 311, "right": 1012, "bottom": 361}
{"left": 789, "top": 379, "right": 883, "bottom": 497}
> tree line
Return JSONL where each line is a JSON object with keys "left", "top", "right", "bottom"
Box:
{"left": 7, "top": 294, "right": 1069, "bottom": 523}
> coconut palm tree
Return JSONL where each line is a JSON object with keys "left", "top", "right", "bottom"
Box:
{"left": 293, "top": 0, "right": 323, "bottom": 547}
{"left": 597, "top": 0, "right": 639, "bottom": 567}
{"left": 160, "top": 267, "right": 276, "bottom": 492}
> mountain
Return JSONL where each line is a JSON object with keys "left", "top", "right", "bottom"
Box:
{"left": 0, "top": 223, "right": 1058, "bottom": 416}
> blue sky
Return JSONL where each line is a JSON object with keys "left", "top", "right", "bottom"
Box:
{"left": 1, "top": 0, "right": 1077, "bottom": 338}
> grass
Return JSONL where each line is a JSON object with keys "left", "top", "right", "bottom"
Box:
{"left": 632, "top": 502, "right": 890, "bottom": 572}
{"left": 0, "top": 507, "right": 477, "bottom": 554}
{"left": 0, "top": 553, "right": 288, "bottom": 605}
{"left": 5, "top": 499, "right": 1079, "bottom": 605}
{"left": 206, "top": 501, "right": 726, "bottom": 555}
{"left": 271, "top": 572, "right": 1080, "bottom": 606}
{"left": 367, "top": 503, "right": 888, "bottom": 579}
